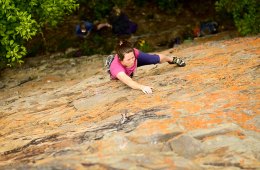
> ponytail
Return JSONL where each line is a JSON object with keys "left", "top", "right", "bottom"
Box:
{"left": 115, "top": 40, "right": 134, "bottom": 60}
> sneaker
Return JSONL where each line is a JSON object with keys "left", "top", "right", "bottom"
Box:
{"left": 105, "top": 54, "right": 115, "bottom": 73}
{"left": 168, "top": 57, "right": 186, "bottom": 67}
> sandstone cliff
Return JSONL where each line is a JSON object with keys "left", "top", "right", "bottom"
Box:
{"left": 0, "top": 32, "right": 259, "bottom": 169}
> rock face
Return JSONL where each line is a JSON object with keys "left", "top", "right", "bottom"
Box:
{"left": 0, "top": 33, "right": 259, "bottom": 170}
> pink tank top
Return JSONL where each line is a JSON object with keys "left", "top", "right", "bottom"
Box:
{"left": 110, "top": 48, "right": 139, "bottom": 79}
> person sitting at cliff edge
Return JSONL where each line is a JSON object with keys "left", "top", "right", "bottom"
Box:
{"left": 193, "top": 21, "right": 219, "bottom": 37}
{"left": 108, "top": 7, "right": 138, "bottom": 37}
{"left": 75, "top": 20, "right": 111, "bottom": 38}
{"left": 106, "top": 40, "right": 186, "bottom": 94}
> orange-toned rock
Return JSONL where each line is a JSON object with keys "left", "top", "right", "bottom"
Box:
{"left": 0, "top": 33, "right": 259, "bottom": 169}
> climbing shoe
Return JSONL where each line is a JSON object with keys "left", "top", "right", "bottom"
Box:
{"left": 168, "top": 57, "right": 186, "bottom": 67}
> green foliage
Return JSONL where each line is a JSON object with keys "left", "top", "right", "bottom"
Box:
{"left": 133, "top": 0, "right": 181, "bottom": 13}
{"left": 0, "top": 0, "right": 78, "bottom": 67}
{"left": 155, "top": 0, "right": 180, "bottom": 13}
{"left": 133, "top": 0, "right": 148, "bottom": 7}
{"left": 78, "top": 0, "right": 127, "bottom": 20}
{"left": 85, "top": 0, "right": 114, "bottom": 20}
{"left": 215, "top": 0, "right": 260, "bottom": 35}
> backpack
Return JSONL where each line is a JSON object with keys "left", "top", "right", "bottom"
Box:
{"left": 105, "top": 54, "right": 115, "bottom": 74}
{"left": 200, "top": 21, "right": 218, "bottom": 35}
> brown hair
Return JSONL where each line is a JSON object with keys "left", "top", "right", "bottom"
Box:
{"left": 115, "top": 40, "right": 134, "bottom": 61}
{"left": 80, "top": 21, "right": 86, "bottom": 31}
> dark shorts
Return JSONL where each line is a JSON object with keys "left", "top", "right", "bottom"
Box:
{"left": 137, "top": 51, "right": 160, "bottom": 67}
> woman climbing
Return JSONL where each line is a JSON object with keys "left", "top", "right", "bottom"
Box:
{"left": 108, "top": 40, "right": 186, "bottom": 94}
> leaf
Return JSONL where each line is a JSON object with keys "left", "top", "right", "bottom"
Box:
{"left": 14, "top": 45, "right": 19, "bottom": 53}
{"left": 11, "top": 57, "right": 16, "bottom": 62}
{"left": 10, "top": 40, "right": 14, "bottom": 45}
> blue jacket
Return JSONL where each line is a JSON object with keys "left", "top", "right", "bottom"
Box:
{"left": 75, "top": 21, "right": 93, "bottom": 37}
